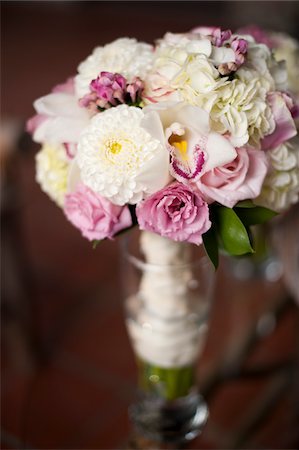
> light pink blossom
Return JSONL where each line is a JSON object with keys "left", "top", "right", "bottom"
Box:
{"left": 26, "top": 78, "right": 76, "bottom": 135}
{"left": 64, "top": 183, "right": 132, "bottom": 241}
{"left": 195, "top": 146, "right": 268, "bottom": 208}
{"left": 26, "top": 77, "right": 89, "bottom": 145}
{"left": 136, "top": 182, "right": 211, "bottom": 245}
{"left": 52, "top": 77, "right": 75, "bottom": 94}
{"left": 262, "top": 92, "right": 297, "bottom": 150}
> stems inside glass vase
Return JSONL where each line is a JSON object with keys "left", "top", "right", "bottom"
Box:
{"left": 122, "top": 230, "right": 214, "bottom": 443}
{"left": 137, "top": 358, "right": 195, "bottom": 401}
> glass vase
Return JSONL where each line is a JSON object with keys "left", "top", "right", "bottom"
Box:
{"left": 121, "top": 229, "right": 214, "bottom": 444}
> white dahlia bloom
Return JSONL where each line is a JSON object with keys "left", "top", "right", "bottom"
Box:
{"left": 75, "top": 38, "right": 154, "bottom": 98}
{"left": 210, "top": 74, "right": 275, "bottom": 147}
{"left": 36, "top": 143, "right": 69, "bottom": 207}
{"left": 255, "top": 139, "right": 299, "bottom": 212}
{"left": 76, "top": 105, "right": 170, "bottom": 205}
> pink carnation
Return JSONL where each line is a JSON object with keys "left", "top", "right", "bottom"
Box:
{"left": 195, "top": 147, "right": 268, "bottom": 208}
{"left": 64, "top": 184, "right": 132, "bottom": 241}
{"left": 136, "top": 183, "right": 211, "bottom": 245}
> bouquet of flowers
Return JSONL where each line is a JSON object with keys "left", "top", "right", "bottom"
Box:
{"left": 27, "top": 26, "right": 299, "bottom": 269}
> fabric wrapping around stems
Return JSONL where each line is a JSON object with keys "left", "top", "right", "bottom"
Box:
{"left": 126, "top": 231, "right": 210, "bottom": 368}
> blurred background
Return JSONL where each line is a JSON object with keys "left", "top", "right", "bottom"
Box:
{"left": 1, "top": 1, "right": 299, "bottom": 449}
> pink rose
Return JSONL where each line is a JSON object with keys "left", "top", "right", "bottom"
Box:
{"left": 195, "top": 147, "right": 268, "bottom": 208}
{"left": 136, "top": 183, "right": 211, "bottom": 245}
{"left": 64, "top": 184, "right": 132, "bottom": 241}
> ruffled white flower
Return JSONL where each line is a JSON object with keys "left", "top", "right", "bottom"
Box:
{"left": 145, "top": 34, "right": 276, "bottom": 147}
{"left": 255, "top": 139, "right": 299, "bottom": 211}
{"left": 36, "top": 143, "right": 69, "bottom": 207}
{"left": 76, "top": 105, "right": 169, "bottom": 205}
{"left": 144, "top": 36, "right": 229, "bottom": 110}
{"left": 210, "top": 73, "right": 275, "bottom": 147}
{"left": 271, "top": 32, "right": 299, "bottom": 96}
{"left": 75, "top": 38, "right": 154, "bottom": 98}
{"left": 237, "top": 32, "right": 289, "bottom": 92}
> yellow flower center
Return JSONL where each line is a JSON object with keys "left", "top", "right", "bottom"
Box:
{"left": 172, "top": 140, "right": 188, "bottom": 161}
{"left": 107, "top": 140, "right": 122, "bottom": 154}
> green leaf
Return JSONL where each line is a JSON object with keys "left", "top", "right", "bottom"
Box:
{"left": 235, "top": 206, "right": 277, "bottom": 226}
{"left": 92, "top": 240, "right": 101, "bottom": 249}
{"left": 217, "top": 207, "right": 254, "bottom": 256}
{"left": 203, "top": 226, "right": 219, "bottom": 270}
{"left": 235, "top": 200, "right": 255, "bottom": 208}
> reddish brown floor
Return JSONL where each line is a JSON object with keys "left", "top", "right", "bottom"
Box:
{"left": 2, "top": 2, "right": 299, "bottom": 449}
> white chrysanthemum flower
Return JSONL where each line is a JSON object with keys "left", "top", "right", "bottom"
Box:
{"left": 256, "top": 139, "right": 299, "bottom": 212}
{"left": 210, "top": 74, "right": 275, "bottom": 147}
{"left": 75, "top": 38, "right": 154, "bottom": 98}
{"left": 76, "top": 105, "right": 169, "bottom": 205}
{"left": 36, "top": 143, "right": 69, "bottom": 207}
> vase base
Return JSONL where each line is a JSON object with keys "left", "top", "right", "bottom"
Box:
{"left": 129, "top": 391, "right": 208, "bottom": 444}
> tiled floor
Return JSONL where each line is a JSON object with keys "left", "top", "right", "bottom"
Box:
{"left": 2, "top": 2, "right": 299, "bottom": 449}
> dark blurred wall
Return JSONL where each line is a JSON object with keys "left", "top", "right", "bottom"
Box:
{"left": 2, "top": 1, "right": 299, "bottom": 122}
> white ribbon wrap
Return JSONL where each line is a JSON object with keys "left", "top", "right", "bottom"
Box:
{"left": 126, "top": 231, "right": 210, "bottom": 368}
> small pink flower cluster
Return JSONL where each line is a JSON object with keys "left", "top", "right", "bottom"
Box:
{"left": 210, "top": 28, "right": 248, "bottom": 75}
{"left": 211, "top": 28, "right": 232, "bottom": 47}
{"left": 79, "top": 72, "right": 144, "bottom": 112}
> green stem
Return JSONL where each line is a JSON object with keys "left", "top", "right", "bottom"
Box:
{"left": 137, "top": 358, "right": 195, "bottom": 401}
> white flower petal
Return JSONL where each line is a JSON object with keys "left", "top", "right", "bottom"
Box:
{"left": 204, "top": 132, "right": 237, "bottom": 172}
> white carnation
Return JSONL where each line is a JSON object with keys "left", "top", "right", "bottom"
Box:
{"left": 36, "top": 143, "right": 69, "bottom": 207}
{"left": 76, "top": 105, "right": 169, "bottom": 205}
{"left": 75, "top": 38, "right": 154, "bottom": 98}
{"left": 210, "top": 74, "right": 274, "bottom": 147}
{"left": 256, "top": 139, "right": 299, "bottom": 212}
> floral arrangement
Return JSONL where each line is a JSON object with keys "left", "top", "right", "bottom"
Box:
{"left": 27, "top": 26, "right": 299, "bottom": 268}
